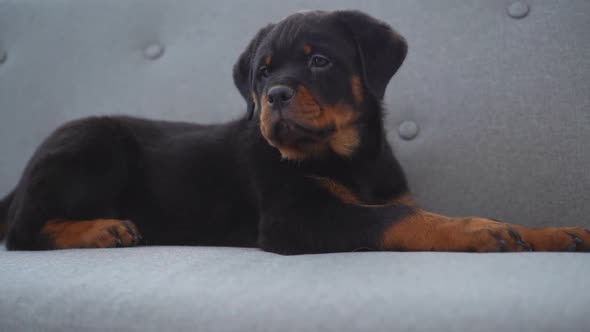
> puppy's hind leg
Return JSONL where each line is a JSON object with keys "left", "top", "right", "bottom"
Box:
{"left": 5, "top": 117, "right": 142, "bottom": 250}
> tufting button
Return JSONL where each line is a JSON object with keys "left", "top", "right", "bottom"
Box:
{"left": 144, "top": 43, "right": 165, "bottom": 60}
{"left": 507, "top": 1, "right": 530, "bottom": 19}
{"left": 0, "top": 49, "right": 6, "bottom": 64}
{"left": 398, "top": 121, "right": 419, "bottom": 140}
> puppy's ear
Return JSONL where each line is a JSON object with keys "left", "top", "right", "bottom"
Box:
{"left": 333, "top": 11, "right": 407, "bottom": 100}
{"left": 233, "top": 24, "right": 275, "bottom": 119}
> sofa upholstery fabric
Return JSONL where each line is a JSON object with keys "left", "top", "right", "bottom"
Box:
{"left": 0, "top": 1, "right": 589, "bottom": 331}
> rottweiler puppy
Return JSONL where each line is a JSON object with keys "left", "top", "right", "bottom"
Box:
{"left": 1, "top": 10, "right": 589, "bottom": 253}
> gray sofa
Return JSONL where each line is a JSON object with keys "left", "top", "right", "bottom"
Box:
{"left": 1, "top": 1, "right": 589, "bottom": 331}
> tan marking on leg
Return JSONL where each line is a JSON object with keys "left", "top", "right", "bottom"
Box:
{"left": 381, "top": 211, "right": 530, "bottom": 252}
{"left": 41, "top": 219, "right": 141, "bottom": 249}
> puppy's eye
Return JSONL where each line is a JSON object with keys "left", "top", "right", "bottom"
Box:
{"left": 259, "top": 66, "right": 270, "bottom": 78}
{"left": 309, "top": 55, "right": 331, "bottom": 69}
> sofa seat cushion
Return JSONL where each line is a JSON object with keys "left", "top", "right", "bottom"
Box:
{"left": 1, "top": 246, "right": 588, "bottom": 332}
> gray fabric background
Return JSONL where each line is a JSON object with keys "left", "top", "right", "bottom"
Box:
{"left": 1, "top": 1, "right": 590, "bottom": 331}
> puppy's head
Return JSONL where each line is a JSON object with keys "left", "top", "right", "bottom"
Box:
{"left": 233, "top": 10, "right": 407, "bottom": 160}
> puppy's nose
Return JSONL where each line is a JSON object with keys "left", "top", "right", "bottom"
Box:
{"left": 267, "top": 85, "right": 295, "bottom": 108}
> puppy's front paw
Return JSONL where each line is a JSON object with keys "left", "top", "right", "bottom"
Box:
{"left": 516, "top": 226, "right": 590, "bottom": 252}
{"left": 42, "top": 219, "right": 142, "bottom": 249}
{"left": 461, "top": 218, "right": 532, "bottom": 252}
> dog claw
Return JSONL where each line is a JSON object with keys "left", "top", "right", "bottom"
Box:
{"left": 507, "top": 227, "right": 531, "bottom": 251}
{"left": 497, "top": 239, "right": 506, "bottom": 251}
{"left": 565, "top": 232, "right": 582, "bottom": 251}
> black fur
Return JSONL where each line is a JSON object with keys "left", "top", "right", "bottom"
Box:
{"left": 0, "top": 10, "right": 414, "bottom": 254}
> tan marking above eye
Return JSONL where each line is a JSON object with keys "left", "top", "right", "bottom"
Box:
{"left": 264, "top": 53, "right": 272, "bottom": 66}
{"left": 303, "top": 44, "right": 312, "bottom": 55}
